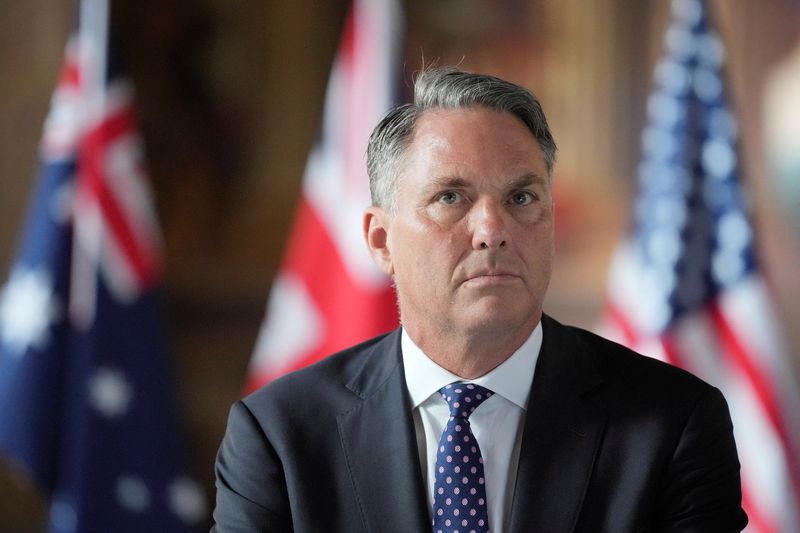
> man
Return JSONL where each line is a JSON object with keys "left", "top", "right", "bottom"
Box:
{"left": 212, "top": 67, "right": 747, "bottom": 532}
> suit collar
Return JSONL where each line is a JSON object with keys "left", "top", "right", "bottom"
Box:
{"left": 401, "top": 323, "right": 543, "bottom": 410}
{"left": 337, "top": 319, "right": 609, "bottom": 533}
{"left": 337, "top": 329, "right": 430, "bottom": 532}
{"left": 342, "top": 329, "right": 404, "bottom": 399}
{"left": 509, "top": 314, "right": 608, "bottom": 532}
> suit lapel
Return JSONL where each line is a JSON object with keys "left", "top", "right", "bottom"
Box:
{"left": 337, "top": 330, "right": 430, "bottom": 533}
{"left": 509, "top": 315, "right": 608, "bottom": 533}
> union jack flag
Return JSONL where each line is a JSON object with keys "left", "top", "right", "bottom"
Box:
{"left": 600, "top": 0, "right": 800, "bottom": 530}
{"left": 0, "top": 2, "right": 205, "bottom": 530}
{"left": 246, "top": 0, "right": 403, "bottom": 391}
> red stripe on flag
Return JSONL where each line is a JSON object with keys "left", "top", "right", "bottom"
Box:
{"left": 658, "top": 332, "right": 682, "bottom": 369}
{"left": 340, "top": 5, "right": 355, "bottom": 65}
{"left": 709, "top": 302, "right": 780, "bottom": 432}
{"left": 604, "top": 303, "right": 679, "bottom": 367}
{"left": 245, "top": 196, "right": 397, "bottom": 392}
{"left": 60, "top": 59, "right": 81, "bottom": 91}
{"left": 741, "top": 483, "right": 778, "bottom": 533}
{"left": 604, "top": 303, "right": 638, "bottom": 346}
{"left": 79, "top": 106, "right": 160, "bottom": 287}
{"left": 708, "top": 300, "right": 800, "bottom": 504}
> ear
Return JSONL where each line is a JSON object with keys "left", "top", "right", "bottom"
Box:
{"left": 363, "top": 206, "right": 394, "bottom": 276}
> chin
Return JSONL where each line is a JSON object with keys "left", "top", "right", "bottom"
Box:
{"left": 460, "top": 305, "right": 533, "bottom": 334}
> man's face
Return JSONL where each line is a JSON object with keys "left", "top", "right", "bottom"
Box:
{"left": 366, "top": 106, "right": 554, "bottom": 340}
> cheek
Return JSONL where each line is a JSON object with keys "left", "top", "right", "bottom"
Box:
{"left": 520, "top": 222, "right": 555, "bottom": 267}
{"left": 424, "top": 203, "right": 467, "bottom": 228}
{"left": 387, "top": 230, "right": 424, "bottom": 283}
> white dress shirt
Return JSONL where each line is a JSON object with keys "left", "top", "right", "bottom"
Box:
{"left": 401, "top": 324, "right": 542, "bottom": 533}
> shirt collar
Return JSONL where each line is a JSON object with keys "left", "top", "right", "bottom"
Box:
{"left": 401, "top": 322, "right": 542, "bottom": 410}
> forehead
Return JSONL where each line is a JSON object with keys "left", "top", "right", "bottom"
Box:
{"left": 402, "top": 107, "right": 547, "bottom": 183}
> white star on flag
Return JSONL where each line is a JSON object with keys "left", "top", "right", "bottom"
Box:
{"left": 115, "top": 475, "right": 150, "bottom": 512}
{"left": 167, "top": 477, "right": 207, "bottom": 525}
{"left": 0, "top": 267, "right": 59, "bottom": 357}
{"left": 88, "top": 367, "right": 134, "bottom": 418}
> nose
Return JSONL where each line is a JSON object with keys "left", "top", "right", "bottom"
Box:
{"left": 470, "top": 199, "right": 508, "bottom": 251}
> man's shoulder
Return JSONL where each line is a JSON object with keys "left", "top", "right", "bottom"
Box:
{"left": 571, "top": 322, "right": 703, "bottom": 378}
{"left": 542, "top": 315, "right": 717, "bottom": 401}
{"left": 241, "top": 328, "right": 401, "bottom": 415}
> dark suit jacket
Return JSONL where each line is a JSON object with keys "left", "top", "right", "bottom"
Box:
{"left": 212, "top": 315, "right": 747, "bottom": 532}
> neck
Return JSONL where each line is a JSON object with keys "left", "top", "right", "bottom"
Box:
{"left": 403, "top": 316, "right": 540, "bottom": 379}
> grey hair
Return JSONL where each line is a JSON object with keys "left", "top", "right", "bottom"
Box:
{"left": 366, "top": 66, "right": 557, "bottom": 211}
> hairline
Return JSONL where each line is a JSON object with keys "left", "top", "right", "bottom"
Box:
{"left": 367, "top": 68, "right": 557, "bottom": 213}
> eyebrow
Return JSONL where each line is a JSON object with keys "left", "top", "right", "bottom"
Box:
{"left": 508, "top": 172, "right": 548, "bottom": 189}
{"left": 427, "top": 176, "right": 470, "bottom": 190}
{"left": 425, "top": 172, "right": 548, "bottom": 191}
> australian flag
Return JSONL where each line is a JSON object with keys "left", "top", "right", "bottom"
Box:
{"left": 0, "top": 11, "right": 206, "bottom": 533}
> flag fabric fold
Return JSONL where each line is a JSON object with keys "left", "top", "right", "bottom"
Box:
{"left": 246, "top": 0, "right": 403, "bottom": 392}
{"left": 0, "top": 3, "right": 205, "bottom": 530}
{"left": 600, "top": 0, "right": 800, "bottom": 531}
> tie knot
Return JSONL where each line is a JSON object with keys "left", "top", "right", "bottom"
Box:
{"left": 438, "top": 382, "right": 494, "bottom": 419}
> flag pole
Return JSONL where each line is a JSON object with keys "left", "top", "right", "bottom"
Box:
{"left": 71, "top": 0, "right": 109, "bottom": 330}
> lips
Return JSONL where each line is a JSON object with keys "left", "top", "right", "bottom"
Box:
{"left": 461, "top": 269, "right": 520, "bottom": 286}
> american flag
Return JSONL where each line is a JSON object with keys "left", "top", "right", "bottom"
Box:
{"left": 600, "top": 0, "right": 800, "bottom": 530}
{"left": 246, "top": 0, "right": 403, "bottom": 392}
{"left": 0, "top": 1, "right": 205, "bottom": 530}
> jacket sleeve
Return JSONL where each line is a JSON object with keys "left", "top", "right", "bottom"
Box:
{"left": 650, "top": 386, "right": 748, "bottom": 532}
{"left": 211, "top": 400, "right": 293, "bottom": 533}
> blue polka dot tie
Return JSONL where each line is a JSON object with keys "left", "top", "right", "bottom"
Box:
{"left": 432, "top": 382, "right": 493, "bottom": 533}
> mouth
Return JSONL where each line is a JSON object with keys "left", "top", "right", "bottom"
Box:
{"left": 462, "top": 270, "right": 520, "bottom": 287}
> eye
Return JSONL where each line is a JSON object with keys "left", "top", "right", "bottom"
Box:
{"left": 510, "top": 191, "right": 535, "bottom": 206}
{"left": 437, "top": 191, "right": 462, "bottom": 205}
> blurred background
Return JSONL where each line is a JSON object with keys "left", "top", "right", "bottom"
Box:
{"left": 1, "top": 0, "right": 799, "bottom": 530}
